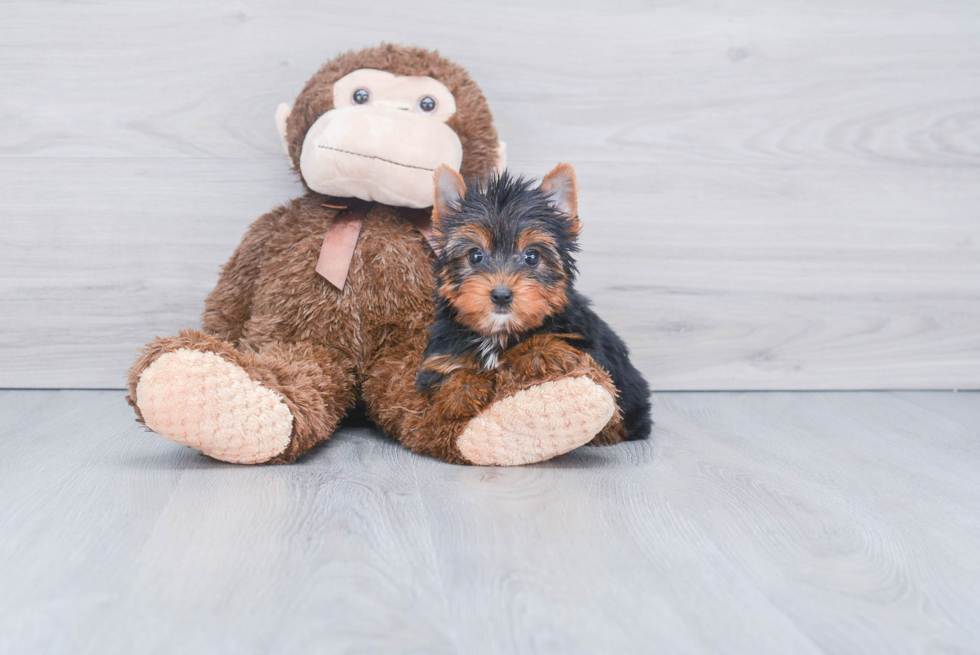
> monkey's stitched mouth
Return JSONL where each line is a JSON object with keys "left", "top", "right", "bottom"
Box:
{"left": 317, "top": 145, "right": 435, "bottom": 172}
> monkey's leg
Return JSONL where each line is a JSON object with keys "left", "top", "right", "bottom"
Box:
{"left": 127, "top": 329, "right": 356, "bottom": 464}
{"left": 461, "top": 334, "right": 622, "bottom": 464}
{"left": 362, "top": 332, "right": 618, "bottom": 466}
{"left": 360, "top": 330, "right": 489, "bottom": 463}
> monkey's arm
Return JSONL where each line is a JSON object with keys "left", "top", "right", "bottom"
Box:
{"left": 201, "top": 207, "right": 283, "bottom": 343}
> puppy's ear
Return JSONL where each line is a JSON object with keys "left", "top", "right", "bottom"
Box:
{"left": 432, "top": 165, "right": 466, "bottom": 225}
{"left": 541, "top": 163, "right": 580, "bottom": 236}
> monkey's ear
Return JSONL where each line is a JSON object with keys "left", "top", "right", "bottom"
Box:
{"left": 432, "top": 165, "right": 466, "bottom": 224}
{"left": 495, "top": 141, "right": 508, "bottom": 174}
{"left": 541, "top": 163, "right": 580, "bottom": 233}
{"left": 275, "top": 103, "right": 292, "bottom": 155}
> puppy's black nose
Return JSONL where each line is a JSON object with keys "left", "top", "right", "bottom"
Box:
{"left": 490, "top": 286, "right": 513, "bottom": 306}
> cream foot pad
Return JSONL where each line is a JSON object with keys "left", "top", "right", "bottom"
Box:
{"left": 457, "top": 376, "right": 615, "bottom": 466}
{"left": 136, "top": 349, "right": 293, "bottom": 464}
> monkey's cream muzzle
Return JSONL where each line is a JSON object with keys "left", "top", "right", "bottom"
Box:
{"left": 275, "top": 69, "right": 464, "bottom": 208}
{"left": 299, "top": 105, "right": 463, "bottom": 208}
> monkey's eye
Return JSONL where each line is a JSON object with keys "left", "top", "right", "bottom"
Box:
{"left": 352, "top": 89, "right": 370, "bottom": 105}
{"left": 467, "top": 248, "right": 485, "bottom": 266}
{"left": 418, "top": 96, "right": 437, "bottom": 113}
{"left": 523, "top": 249, "right": 540, "bottom": 267}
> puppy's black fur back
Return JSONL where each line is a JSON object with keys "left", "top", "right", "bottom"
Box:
{"left": 539, "top": 290, "right": 652, "bottom": 440}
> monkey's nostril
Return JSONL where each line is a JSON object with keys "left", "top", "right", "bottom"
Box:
{"left": 490, "top": 286, "right": 513, "bottom": 306}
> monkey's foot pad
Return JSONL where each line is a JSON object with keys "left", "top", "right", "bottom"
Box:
{"left": 457, "top": 376, "right": 616, "bottom": 466}
{"left": 135, "top": 349, "right": 294, "bottom": 464}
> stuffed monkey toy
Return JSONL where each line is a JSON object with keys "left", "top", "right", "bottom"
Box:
{"left": 127, "top": 44, "right": 625, "bottom": 466}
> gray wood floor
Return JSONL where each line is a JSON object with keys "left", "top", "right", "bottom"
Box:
{"left": 2, "top": 0, "right": 979, "bottom": 390}
{"left": 2, "top": 390, "right": 978, "bottom": 654}
{"left": 3, "top": 3, "right": 979, "bottom": 652}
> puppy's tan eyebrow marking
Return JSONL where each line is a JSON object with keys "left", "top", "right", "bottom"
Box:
{"left": 516, "top": 228, "right": 557, "bottom": 253}
{"left": 316, "top": 145, "right": 435, "bottom": 172}
{"left": 447, "top": 223, "right": 492, "bottom": 252}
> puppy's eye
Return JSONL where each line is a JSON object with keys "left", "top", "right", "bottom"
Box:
{"left": 418, "top": 96, "right": 437, "bottom": 113}
{"left": 523, "top": 249, "right": 540, "bottom": 267}
{"left": 352, "top": 89, "right": 370, "bottom": 105}
{"left": 467, "top": 248, "right": 485, "bottom": 266}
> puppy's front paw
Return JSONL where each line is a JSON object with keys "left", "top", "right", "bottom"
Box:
{"left": 416, "top": 369, "right": 446, "bottom": 393}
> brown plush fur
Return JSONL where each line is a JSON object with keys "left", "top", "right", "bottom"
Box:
{"left": 127, "top": 44, "right": 624, "bottom": 464}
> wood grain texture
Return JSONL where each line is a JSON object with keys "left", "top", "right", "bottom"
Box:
{"left": 1, "top": 0, "right": 979, "bottom": 389}
{"left": 1, "top": 389, "right": 978, "bottom": 653}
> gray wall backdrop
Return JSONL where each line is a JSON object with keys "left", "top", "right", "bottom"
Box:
{"left": 1, "top": 0, "right": 978, "bottom": 390}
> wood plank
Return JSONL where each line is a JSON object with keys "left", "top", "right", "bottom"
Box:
{"left": 2, "top": 1, "right": 978, "bottom": 165}
{"left": 1, "top": 390, "right": 979, "bottom": 652}
{"left": 1, "top": 159, "right": 977, "bottom": 389}
{"left": 1, "top": 0, "right": 979, "bottom": 389}
{"left": 0, "top": 159, "right": 302, "bottom": 388}
{"left": 0, "top": 391, "right": 192, "bottom": 653}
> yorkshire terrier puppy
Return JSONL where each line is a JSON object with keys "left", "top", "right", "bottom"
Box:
{"left": 416, "top": 163, "right": 652, "bottom": 441}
